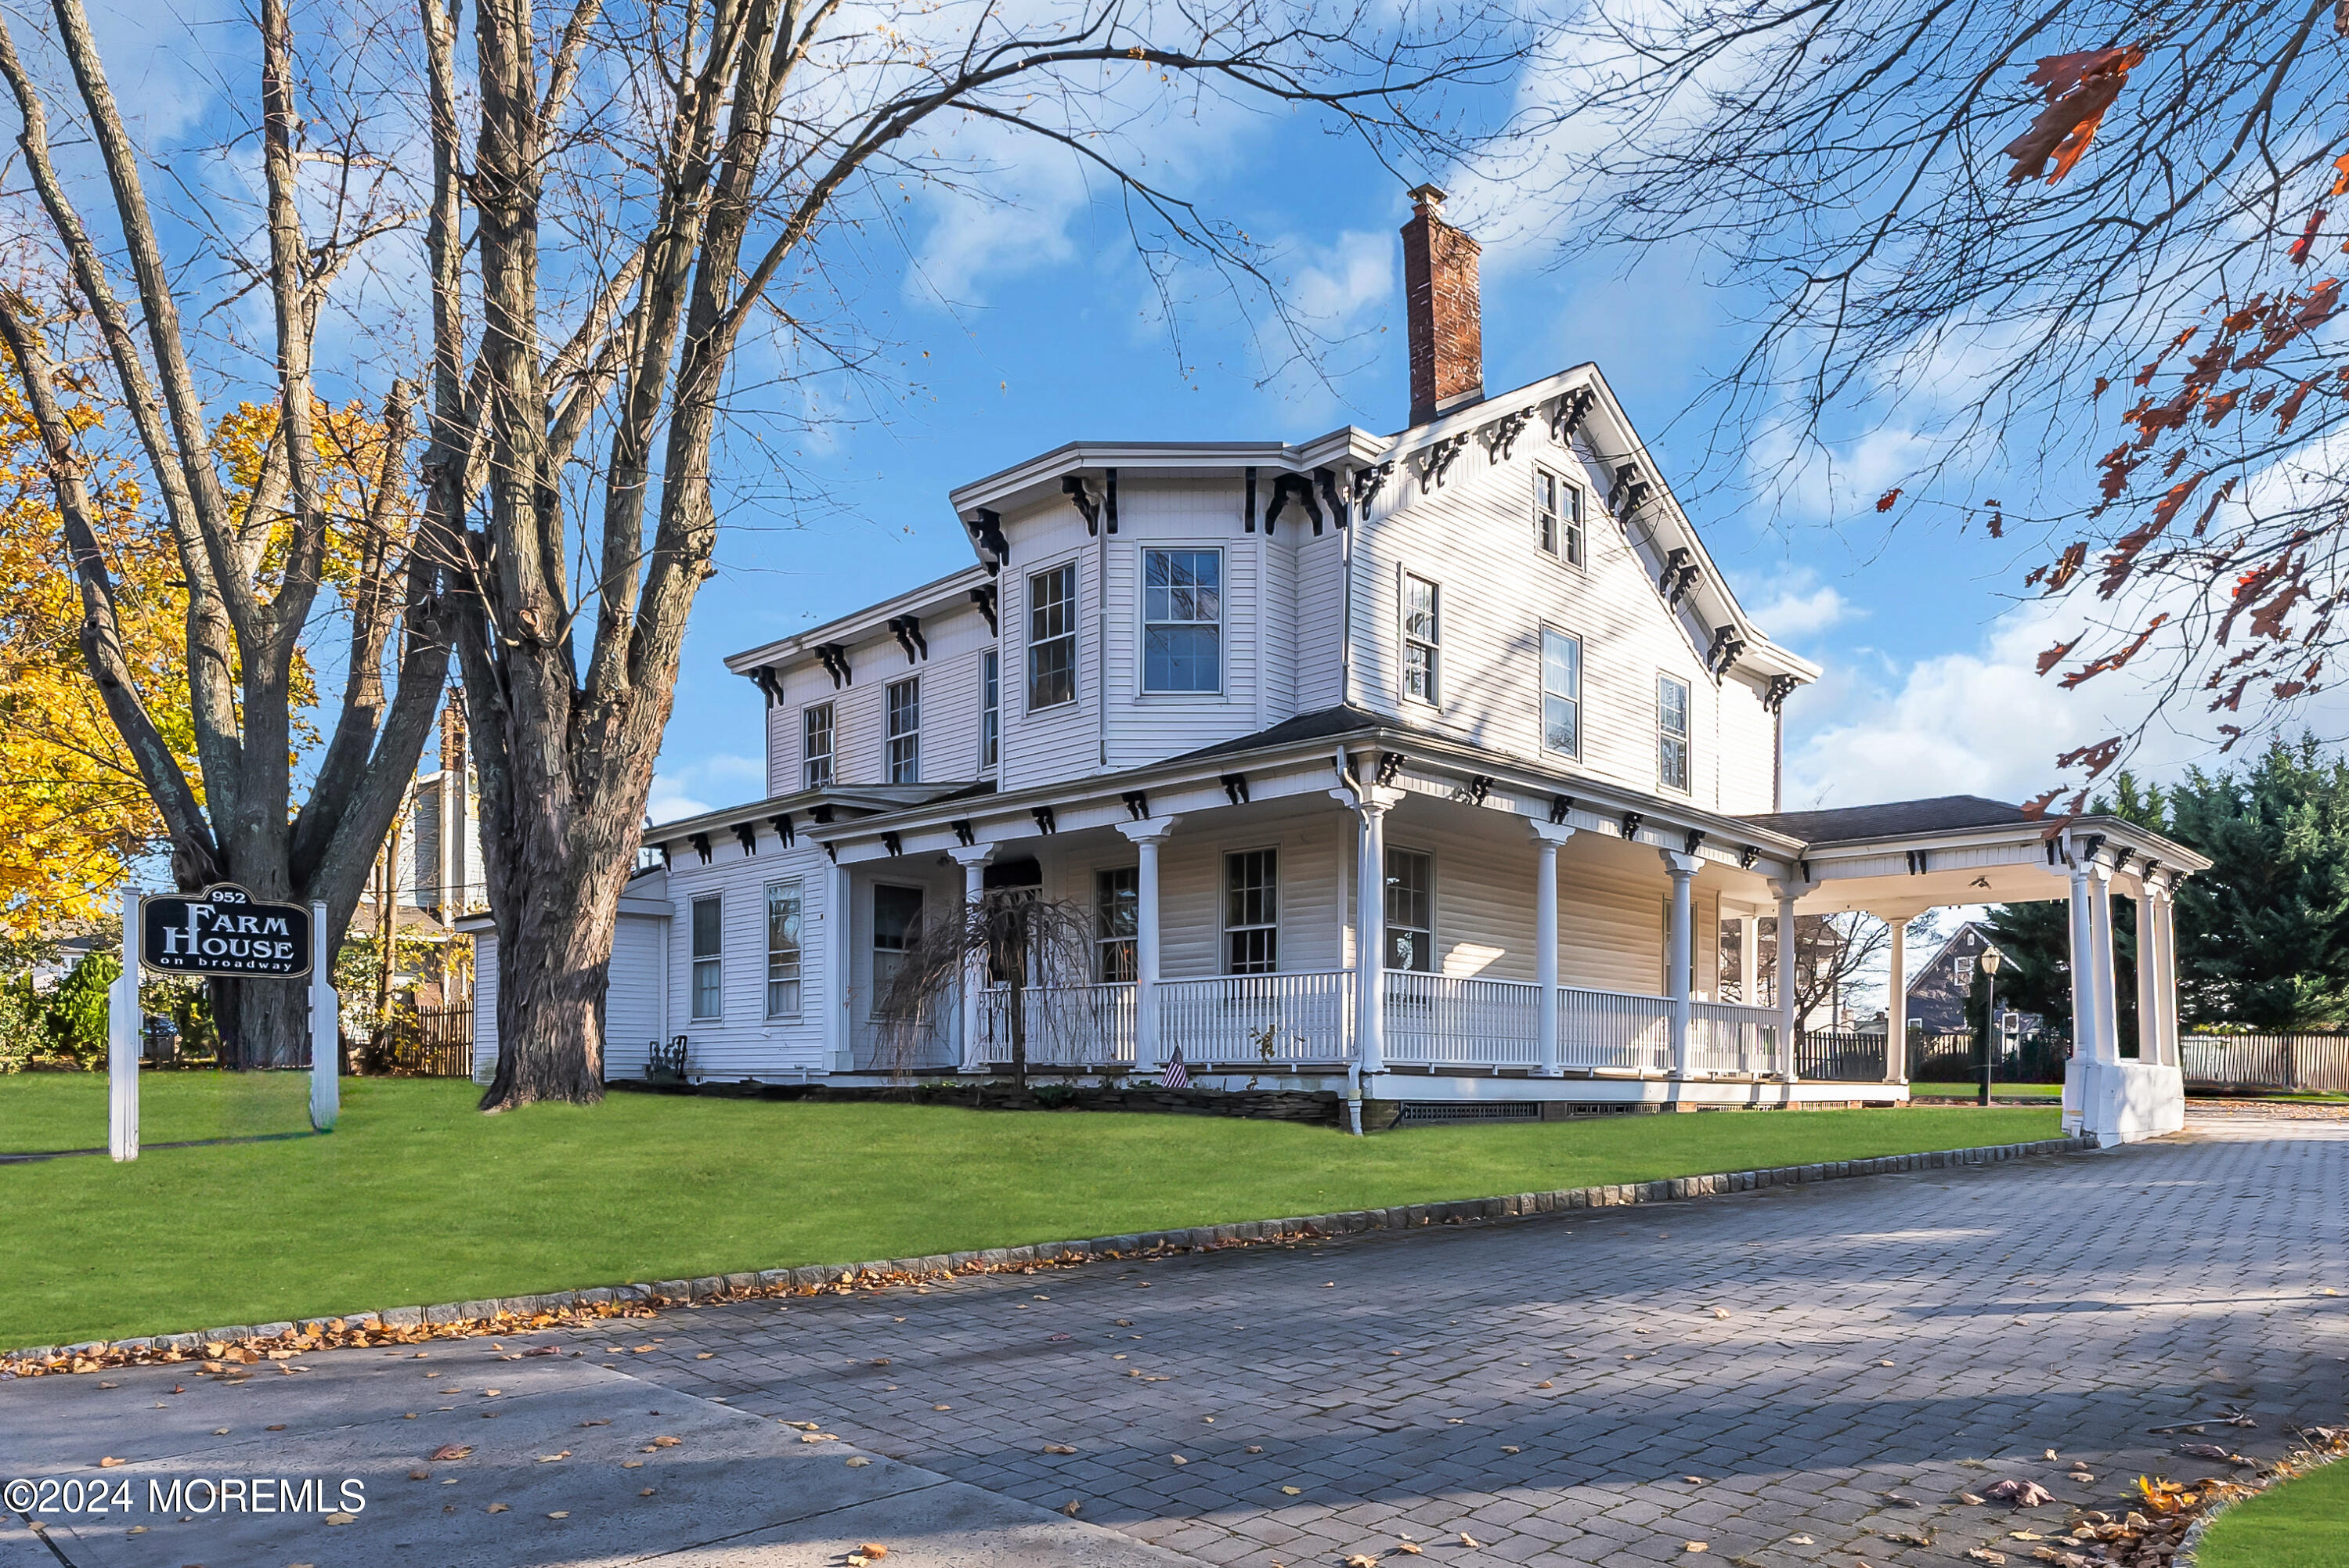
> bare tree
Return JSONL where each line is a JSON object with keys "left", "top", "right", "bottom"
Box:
{"left": 873, "top": 891, "right": 1096, "bottom": 1087}
{"left": 1741, "top": 912, "right": 1893, "bottom": 1040}
{"left": 413, "top": 0, "right": 1522, "bottom": 1108}
{"left": 0, "top": 0, "right": 449, "bottom": 1065}
{"left": 1504, "top": 0, "right": 2349, "bottom": 798}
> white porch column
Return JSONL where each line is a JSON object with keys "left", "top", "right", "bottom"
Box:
{"left": 948, "top": 843, "right": 996, "bottom": 1073}
{"left": 1770, "top": 885, "right": 1801, "bottom": 1083}
{"left": 1661, "top": 849, "right": 1701, "bottom": 1081}
{"left": 1332, "top": 784, "right": 1402, "bottom": 1074}
{"left": 1530, "top": 821, "right": 1575, "bottom": 1076}
{"left": 2087, "top": 860, "right": 2120, "bottom": 1063}
{"left": 824, "top": 859, "right": 853, "bottom": 1072}
{"left": 2134, "top": 881, "right": 2160, "bottom": 1062}
{"left": 1116, "top": 817, "right": 1180, "bottom": 1073}
{"left": 1737, "top": 914, "right": 1759, "bottom": 1004}
{"left": 1883, "top": 914, "right": 1908, "bottom": 1083}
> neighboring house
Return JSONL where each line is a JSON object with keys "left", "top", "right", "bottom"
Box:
{"left": 1903, "top": 920, "right": 2040, "bottom": 1040}
{"left": 356, "top": 701, "right": 486, "bottom": 1007}
{"left": 465, "top": 187, "right": 2206, "bottom": 1138}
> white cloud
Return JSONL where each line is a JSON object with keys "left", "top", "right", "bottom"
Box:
{"left": 647, "top": 752, "right": 766, "bottom": 825}
{"left": 1739, "top": 566, "right": 1857, "bottom": 642}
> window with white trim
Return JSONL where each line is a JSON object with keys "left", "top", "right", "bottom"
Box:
{"left": 764, "top": 880, "right": 803, "bottom": 1017}
{"left": 1535, "top": 468, "right": 1584, "bottom": 566}
{"left": 1224, "top": 849, "right": 1278, "bottom": 975}
{"left": 886, "top": 676, "right": 919, "bottom": 784}
{"left": 1658, "top": 673, "right": 1692, "bottom": 792}
{"left": 1142, "top": 548, "right": 1221, "bottom": 693}
{"left": 871, "top": 884, "right": 924, "bottom": 1015}
{"left": 1402, "top": 575, "right": 1440, "bottom": 705}
{"left": 1095, "top": 867, "right": 1138, "bottom": 982}
{"left": 1384, "top": 847, "right": 1434, "bottom": 973}
{"left": 1027, "top": 562, "right": 1077, "bottom": 710}
{"left": 802, "top": 703, "right": 833, "bottom": 789}
{"left": 1541, "top": 628, "right": 1582, "bottom": 758}
{"left": 980, "top": 650, "right": 999, "bottom": 771}
{"left": 690, "top": 895, "right": 723, "bottom": 1020}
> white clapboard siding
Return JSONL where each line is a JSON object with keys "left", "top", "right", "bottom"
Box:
{"left": 471, "top": 932, "right": 498, "bottom": 1082}
{"left": 657, "top": 834, "right": 832, "bottom": 1079}
{"left": 1349, "top": 431, "right": 1772, "bottom": 813}
{"left": 603, "top": 912, "right": 668, "bottom": 1079}
{"left": 996, "top": 500, "right": 1105, "bottom": 793}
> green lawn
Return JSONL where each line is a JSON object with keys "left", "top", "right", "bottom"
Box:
{"left": 2195, "top": 1458, "right": 2349, "bottom": 1568}
{"left": 0, "top": 1067, "right": 315, "bottom": 1153}
{"left": 0, "top": 1074, "right": 2060, "bottom": 1350}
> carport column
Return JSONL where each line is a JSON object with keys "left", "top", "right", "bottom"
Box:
{"left": 949, "top": 843, "right": 997, "bottom": 1073}
{"left": 1737, "top": 914, "right": 1760, "bottom": 1005}
{"left": 2154, "top": 881, "right": 2182, "bottom": 1065}
{"left": 2066, "top": 854, "right": 2101, "bottom": 1064}
{"left": 1770, "top": 883, "right": 1802, "bottom": 1083}
{"left": 2087, "top": 860, "right": 2120, "bottom": 1063}
{"left": 1882, "top": 914, "right": 1909, "bottom": 1084}
{"left": 2134, "top": 881, "right": 2161, "bottom": 1063}
{"left": 1116, "top": 817, "right": 1181, "bottom": 1074}
{"left": 1529, "top": 820, "right": 1575, "bottom": 1076}
{"left": 1661, "top": 849, "right": 1701, "bottom": 1080}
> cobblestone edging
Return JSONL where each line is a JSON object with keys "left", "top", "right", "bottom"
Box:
{"left": 4, "top": 1134, "right": 2093, "bottom": 1368}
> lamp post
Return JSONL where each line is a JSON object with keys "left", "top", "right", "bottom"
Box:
{"left": 1976, "top": 946, "right": 2004, "bottom": 1106}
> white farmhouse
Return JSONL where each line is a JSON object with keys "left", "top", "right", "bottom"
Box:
{"left": 468, "top": 188, "right": 2203, "bottom": 1144}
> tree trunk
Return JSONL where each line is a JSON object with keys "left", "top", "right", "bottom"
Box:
{"left": 211, "top": 976, "right": 313, "bottom": 1069}
{"left": 480, "top": 851, "right": 622, "bottom": 1106}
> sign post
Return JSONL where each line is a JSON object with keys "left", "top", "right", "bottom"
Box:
{"left": 309, "top": 899, "right": 337, "bottom": 1131}
{"left": 114, "top": 884, "right": 337, "bottom": 1156}
{"left": 108, "top": 885, "right": 140, "bottom": 1162}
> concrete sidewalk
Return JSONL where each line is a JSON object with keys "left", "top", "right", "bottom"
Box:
{"left": 0, "top": 1343, "right": 1192, "bottom": 1566}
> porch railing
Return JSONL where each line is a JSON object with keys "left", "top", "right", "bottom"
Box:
{"left": 1687, "top": 1000, "right": 1783, "bottom": 1078}
{"left": 1796, "top": 1031, "right": 1890, "bottom": 1082}
{"left": 1558, "top": 986, "right": 1675, "bottom": 1075}
{"left": 2182, "top": 1031, "right": 2349, "bottom": 1093}
{"left": 974, "top": 982, "right": 1137, "bottom": 1068}
{"left": 1383, "top": 971, "right": 1542, "bottom": 1069}
{"left": 1159, "top": 969, "right": 1351, "bottom": 1066}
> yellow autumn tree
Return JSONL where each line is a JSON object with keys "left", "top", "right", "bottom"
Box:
{"left": 0, "top": 369, "right": 188, "bottom": 937}
{"left": 0, "top": 371, "right": 384, "bottom": 942}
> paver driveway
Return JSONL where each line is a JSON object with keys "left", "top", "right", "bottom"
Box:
{"left": 607, "top": 1113, "right": 2349, "bottom": 1566}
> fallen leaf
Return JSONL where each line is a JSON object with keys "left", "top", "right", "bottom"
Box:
{"left": 1683, "top": 1545, "right": 1709, "bottom": 1555}
{"left": 1959, "top": 1492, "right": 1986, "bottom": 1505}
{"left": 1711, "top": 1307, "right": 1730, "bottom": 1319}
{"left": 1683, "top": 1476, "right": 1707, "bottom": 1484}
{"left": 1965, "top": 1552, "right": 2007, "bottom": 1565}
{"left": 1501, "top": 1446, "right": 1521, "bottom": 1454}
{"left": 933, "top": 1404, "right": 951, "bottom": 1411}
{"left": 580, "top": 1419, "right": 610, "bottom": 1428}
{"left": 486, "top": 1503, "right": 509, "bottom": 1514}
{"left": 1984, "top": 1479, "right": 2055, "bottom": 1508}
{"left": 846, "top": 1457, "right": 871, "bottom": 1467}
{"left": 640, "top": 1487, "right": 656, "bottom": 1496}
{"left": 1345, "top": 1556, "right": 1380, "bottom": 1568}
{"left": 1044, "top": 1444, "right": 1077, "bottom": 1454}
{"left": 857, "top": 1545, "right": 888, "bottom": 1560}
{"left": 2044, "top": 1449, "right": 2060, "bottom": 1461}
{"left": 1247, "top": 1445, "right": 1264, "bottom": 1454}
{"left": 650, "top": 1435, "right": 682, "bottom": 1448}
{"left": 622, "top": 1461, "right": 644, "bottom": 1469}
{"left": 325, "top": 1511, "right": 357, "bottom": 1525}
{"left": 1788, "top": 1537, "right": 1815, "bottom": 1546}
{"left": 409, "top": 1469, "right": 431, "bottom": 1481}
{"left": 548, "top": 1511, "right": 570, "bottom": 1519}
{"left": 1395, "top": 1545, "right": 1423, "bottom": 1556}
{"left": 696, "top": 1353, "right": 714, "bottom": 1361}
{"left": 537, "top": 1451, "right": 572, "bottom": 1463}
{"left": 1460, "top": 1534, "right": 1482, "bottom": 1548}
{"left": 98, "top": 1381, "right": 117, "bottom": 1389}
{"left": 211, "top": 1429, "right": 229, "bottom": 1436}
{"left": 1535, "top": 1380, "right": 1553, "bottom": 1389}
{"left": 2178, "top": 1443, "right": 2251, "bottom": 1465}
{"left": 1878, "top": 1360, "right": 1896, "bottom": 1368}
{"left": 1171, "top": 1454, "right": 1188, "bottom": 1465}
{"left": 124, "top": 1525, "right": 143, "bottom": 1534}
{"left": 97, "top": 1458, "right": 124, "bottom": 1468}
{"left": 1061, "top": 1500, "right": 1082, "bottom": 1516}
{"left": 1281, "top": 1485, "right": 1302, "bottom": 1495}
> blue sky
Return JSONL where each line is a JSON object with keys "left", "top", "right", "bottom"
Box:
{"left": 648, "top": 105, "right": 2148, "bottom": 824}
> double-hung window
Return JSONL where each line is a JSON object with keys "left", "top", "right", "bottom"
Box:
{"left": 979, "top": 650, "right": 999, "bottom": 771}
{"left": 1027, "top": 562, "right": 1077, "bottom": 710}
{"left": 1535, "top": 469, "right": 1585, "bottom": 567}
{"left": 886, "top": 676, "right": 919, "bottom": 784}
{"left": 1142, "top": 548, "right": 1221, "bottom": 693}
{"left": 803, "top": 704, "right": 834, "bottom": 789}
{"left": 764, "top": 880, "right": 803, "bottom": 1016}
{"left": 1541, "top": 629, "right": 1582, "bottom": 758}
{"left": 1095, "top": 867, "right": 1138, "bottom": 982}
{"left": 1224, "top": 849, "right": 1278, "bottom": 975}
{"left": 871, "top": 885, "right": 924, "bottom": 1015}
{"left": 1384, "top": 848, "right": 1434, "bottom": 973}
{"left": 690, "top": 895, "right": 723, "bottom": 1020}
{"left": 1402, "top": 575, "right": 1440, "bottom": 705}
{"left": 1658, "top": 673, "right": 1692, "bottom": 792}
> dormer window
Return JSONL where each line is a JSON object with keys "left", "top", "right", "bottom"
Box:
{"left": 1535, "top": 468, "right": 1584, "bottom": 567}
{"left": 1142, "top": 548, "right": 1221, "bottom": 693}
{"left": 1027, "top": 562, "right": 1077, "bottom": 711}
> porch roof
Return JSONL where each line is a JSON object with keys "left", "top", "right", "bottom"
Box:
{"left": 1739, "top": 795, "right": 2032, "bottom": 843}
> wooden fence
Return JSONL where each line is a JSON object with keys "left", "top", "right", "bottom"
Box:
{"left": 2181, "top": 1032, "right": 2349, "bottom": 1094}
{"left": 353, "top": 1004, "right": 474, "bottom": 1077}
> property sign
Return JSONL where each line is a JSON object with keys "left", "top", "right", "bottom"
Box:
{"left": 139, "top": 884, "right": 313, "bottom": 978}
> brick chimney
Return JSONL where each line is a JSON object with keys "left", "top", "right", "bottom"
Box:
{"left": 1401, "top": 183, "right": 1483, "bottom": 427}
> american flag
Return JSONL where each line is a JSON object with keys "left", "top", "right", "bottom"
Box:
{"left": 1162, "top": 1046, "right": 1189, "bottom": 1089}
